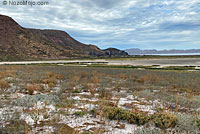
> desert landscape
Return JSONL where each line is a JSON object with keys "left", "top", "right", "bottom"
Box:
{"left": 0, "top": 62, "right": 200, "bottom": 134}
{"left": 0, "top": 0, "right": 200, "bottom": 133}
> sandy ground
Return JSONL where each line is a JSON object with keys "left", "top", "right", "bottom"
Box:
{"left": 0, "top": 58, "right": 200, "bottom": 67}
{"left": 107, "top": 58, "right": 200, "bottom": 67}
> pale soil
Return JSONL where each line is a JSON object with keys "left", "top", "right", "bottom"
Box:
{"left": 1, "top": 58, "right": 200, "bottom": 67}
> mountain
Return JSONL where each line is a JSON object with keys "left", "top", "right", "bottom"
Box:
{"left": 125, "top": 48, "right": 200, "bottom": 55}
{"left": 0, "top": 14, "right": 128, "bottom": 61}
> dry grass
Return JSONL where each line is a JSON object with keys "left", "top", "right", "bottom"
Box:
{"left": 0, "top": 65, "right": 200, "bottom": 133}
{"left": 41, "top": 72, "right": 64, "bottom": 88}
{"left": 24, "top": 84, "right": 45, "bottom": 95}
{"left": 0, "top": 79, "right": 10, "bottom": 90}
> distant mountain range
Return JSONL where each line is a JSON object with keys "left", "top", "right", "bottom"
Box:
{"left": 125, "top": 48, "right": 200, "bottom": 55}
{"left": 0, "top": 14, "right": 128, "bottom": 61}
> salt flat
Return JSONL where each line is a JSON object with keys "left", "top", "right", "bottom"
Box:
{"left": 0, "top": 58, "right": 200, "bottom": 67}
{"left": 107, "top": 58, "right": 200, "bottom": 67}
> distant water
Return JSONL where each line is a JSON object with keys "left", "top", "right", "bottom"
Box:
{"left": 138, "top": 53, "right": 200, "bottom": 56}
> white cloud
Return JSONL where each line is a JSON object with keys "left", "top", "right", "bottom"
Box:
{"left": 0, "top": 0, "right": 200, "bottom": 49}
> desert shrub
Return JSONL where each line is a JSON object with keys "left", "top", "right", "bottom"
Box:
{"left": 42, "top": 72, "right": 64, "bottom": 88}
{"left": 126, "top": 111, "right": 150, "bottom": 126}
{"left": 24, "top": 84, "right": 44, "bottom": 95}
{"left": 14, "top": 94, "right": 59, "bottom": 107}
{"left": 0, "top": 79, "right": 10, "bottom": 90}
{"left": 175, "top": 113, "right": 199, "bottom": 133}
{"left": 73, "top": 111, "right": 86, "bottom": 117}
{"left": 103, "top": 107, "right": 150, "bottom": 126}
{"left": 42, "top": 77, "right": 57, "bottom": 88}
{"left": 103, "top": 107, "right": 127, "bottom": 120}
{"left": 153, "top": 112, "right": 177, "bottom": 129}
{"left": 134, "top": 127, "right": 162, "bottom": 134}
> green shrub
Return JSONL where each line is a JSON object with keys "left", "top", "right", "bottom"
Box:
{"left": 153, "top": 112, "right": 177, "bottom": 129}
{"left": 103, "top": 107, "right": 150, "bottom": 126}
{"left": 103, "top": 107, "right": 127, "bottom": 120}
{"left": 126, "top": 111, "right": 150, "bottom": 126}
{"left": 73, "top": 111, "right": 86, "bottom": 117}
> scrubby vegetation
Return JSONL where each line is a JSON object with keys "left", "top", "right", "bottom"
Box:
{"left": 153, "top": 112, "right": 177, "bottom": 129}
{"left": 0, "top": 65, "right": 199, "bottom": 133}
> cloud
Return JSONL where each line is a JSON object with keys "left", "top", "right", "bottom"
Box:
{"left": 0, "top": 0, "right": 200, "bottom": 49}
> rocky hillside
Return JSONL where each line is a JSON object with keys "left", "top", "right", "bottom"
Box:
{"left": 0, "top": 14, "right": 128, "bottom": 61}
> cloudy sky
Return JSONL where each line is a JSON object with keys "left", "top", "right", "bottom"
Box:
{"left": 0, "top": 0, "right": 200, "bottom": 50}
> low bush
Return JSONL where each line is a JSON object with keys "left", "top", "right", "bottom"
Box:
{"left": 103, "top": 107, "right": 127, "bottom": 120}
{"left": 175, "top": 113, "right": 200, "bottom": 133}
{"left": 126, "top": 111, "right": 150, "bottom": 126}
{"left": 153, "top": 112, "right": 177, "bottom": 129}
{"left": 103, "top": 107, "right": 150, "bottom": 126}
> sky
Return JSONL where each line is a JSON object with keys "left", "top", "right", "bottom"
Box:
{"left": 0, "top": 0, "right": 200, "bottom": 50}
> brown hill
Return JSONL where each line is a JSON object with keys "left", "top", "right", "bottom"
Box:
{"left": 0, "top": 14, "right": 128, "bottom": 61}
